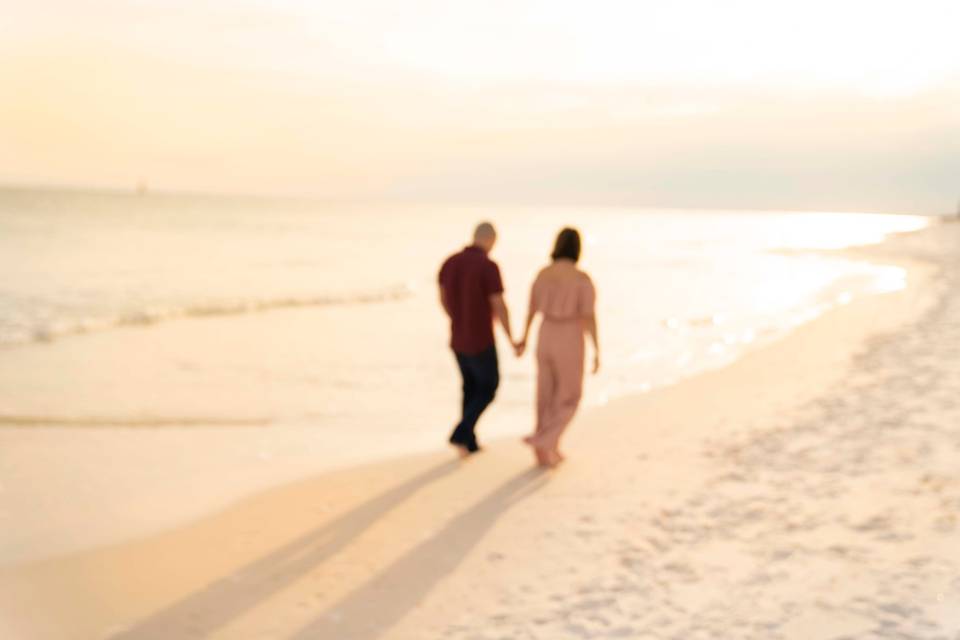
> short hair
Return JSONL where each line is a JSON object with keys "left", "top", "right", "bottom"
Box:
{"left": 551, "top": 227, "right": 581, "bottom": 263}
{"left": 474, "top": 222, "right": 496, "bottom": 241}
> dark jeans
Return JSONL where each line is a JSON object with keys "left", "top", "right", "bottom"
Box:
{"left": 449, "top": 345, "right": 499, "bottom": 452}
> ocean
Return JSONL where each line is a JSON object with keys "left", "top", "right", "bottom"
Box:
{"left": 0, "top": 188, "right": 928, "bottom": 455}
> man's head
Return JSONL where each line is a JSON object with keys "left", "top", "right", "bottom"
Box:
{"left": 473, "top": 221, "right": 497, "bottom": 253}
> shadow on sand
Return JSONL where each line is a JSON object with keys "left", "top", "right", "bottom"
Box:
{"left": 287, "top": 466, "right": 549, "bottom": 639}
{"left": 110, "top": 460, "right": 462, "bottom": 639}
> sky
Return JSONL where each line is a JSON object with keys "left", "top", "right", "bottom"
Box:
{"left": 2, "top": 1, "right": 958, "bottom": 212}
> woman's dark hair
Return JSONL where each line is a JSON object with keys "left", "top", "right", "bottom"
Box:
{"left": 551, "top": 227, "right": 581, "bottom": 263}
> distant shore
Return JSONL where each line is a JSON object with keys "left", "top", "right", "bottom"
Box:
{"left": 2, "top": 223, "right": 958, "bottom": 638}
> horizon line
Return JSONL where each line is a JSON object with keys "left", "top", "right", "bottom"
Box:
{"left": 0, "top": 181, "right": 951, "bottom": 218}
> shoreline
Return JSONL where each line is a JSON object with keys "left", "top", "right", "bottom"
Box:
{"left": 0, "top": 221, "right": 935, "bottom": 569}
{"left": 0, "top": 223, "right": 936, "bottom": 567}
{"left": 1, "top": 222, "right": 955, "bottom": 638}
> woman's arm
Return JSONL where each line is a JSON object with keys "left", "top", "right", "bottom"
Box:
{"left": 581, "top": 274, "right": 599, "bottom": 373}
{"left": 516, "top": 283, "right": 538, "bottom": 357}
{"left": 584, "top": 313, "right": 600, "bottom": 374}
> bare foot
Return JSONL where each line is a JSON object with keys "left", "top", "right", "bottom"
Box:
{"left": 534, "top": 447, "right": 551, "bottom": 467}
{"left": 543, "top": 449, "right": 564, "bottom": 468}
{"left": 531, "top": 448, "right": 562, "bottom": 468}
{"left": 450, "top": 443, "right": 471, "bottom": 459}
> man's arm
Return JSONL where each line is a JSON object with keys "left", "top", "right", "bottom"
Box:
{"left": 489, "top": 293, "right": 515, "bottom": 344}
{"left": 439, "top": 285, "right": 452, "bottom": 318}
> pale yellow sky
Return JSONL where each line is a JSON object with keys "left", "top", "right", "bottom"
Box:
{"left": 2, "top": 1, "right": 958, "bottom": 211}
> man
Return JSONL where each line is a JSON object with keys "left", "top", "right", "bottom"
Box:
{"left": 439, "top": 222, "right": 516, "bottom": 456}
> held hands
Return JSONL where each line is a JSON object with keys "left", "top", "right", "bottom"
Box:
{"left": 513, "top": 339, "right": 526, "bottom": 358}
{"left": 511, "top": 330, "right": 529, "bottom": 358}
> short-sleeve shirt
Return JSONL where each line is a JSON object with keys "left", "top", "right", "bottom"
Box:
{"left": 439, "top": 246, "right": 504, "bottom": 355}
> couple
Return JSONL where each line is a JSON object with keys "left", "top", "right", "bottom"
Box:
{"left": 439, "top": 222, "right": 600, "bottom": 468}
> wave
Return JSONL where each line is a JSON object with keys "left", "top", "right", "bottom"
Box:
{"left": 2, "top": 284, "right": 414, "bottom": 347}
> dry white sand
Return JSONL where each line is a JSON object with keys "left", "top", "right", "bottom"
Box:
{"left": 2, "top": 223, "right": 959, "bottom": 639}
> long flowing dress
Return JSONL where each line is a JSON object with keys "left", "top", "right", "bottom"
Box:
{"left": 527, "top": 269, "right": 596, "bottom": 451}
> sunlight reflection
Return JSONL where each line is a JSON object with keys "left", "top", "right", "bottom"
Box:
{"left": 873, "top": 267, "right": 908, "bottom": 293}
{"left": 768, "top": 213, "right": 929, "bottom": 251}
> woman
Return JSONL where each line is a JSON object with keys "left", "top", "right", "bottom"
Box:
{"left": 516, "top": 227, "right": 599, "bottom": 468}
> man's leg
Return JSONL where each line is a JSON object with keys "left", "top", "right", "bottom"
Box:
{"left": 449, "top": 351, "right": 477, "bottom": 449}
{"left": 450, "top": 346, "right": 499, "bottom": 452}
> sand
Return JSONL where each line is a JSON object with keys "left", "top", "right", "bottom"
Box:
{"left": 2, "top": 222, "right": 959, "bottom": 639}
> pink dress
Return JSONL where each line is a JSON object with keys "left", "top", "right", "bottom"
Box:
{"left": 527, "top": 270, "right": 596, "bottom": 451}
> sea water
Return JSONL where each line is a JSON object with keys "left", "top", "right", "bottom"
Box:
{"left": 0, "top": 187, "right": 934, "bottom": 562}
{"left": 0, "top": 188, "right": 927, "bottom": 443}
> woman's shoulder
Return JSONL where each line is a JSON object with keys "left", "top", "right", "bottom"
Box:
{"left": 534, "top": 264, "right": 556, "bottom": 282}
{"left": 536, "top": 262, "right": 591, "bottom": 286}
{"left": 575, "top": 270, "right": 595, "bottom": 296}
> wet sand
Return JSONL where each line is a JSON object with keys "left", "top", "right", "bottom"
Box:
{"left": 2, "top": 222, "right": 959, "bottom": 639}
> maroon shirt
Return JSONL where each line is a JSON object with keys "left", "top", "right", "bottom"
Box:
{"left": 439, "top": 246, "right": 504, "bottom": 355}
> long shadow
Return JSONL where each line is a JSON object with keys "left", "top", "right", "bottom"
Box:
{"left": 110, "top": 460, "right": 460, "bottom": 639}
{"left": 288, "top": 466, "right": 549, "bottom": 640}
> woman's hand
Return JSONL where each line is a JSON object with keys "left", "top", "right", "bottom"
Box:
{"left": 513, "top": 340, "right": 526, "bottom": 358}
